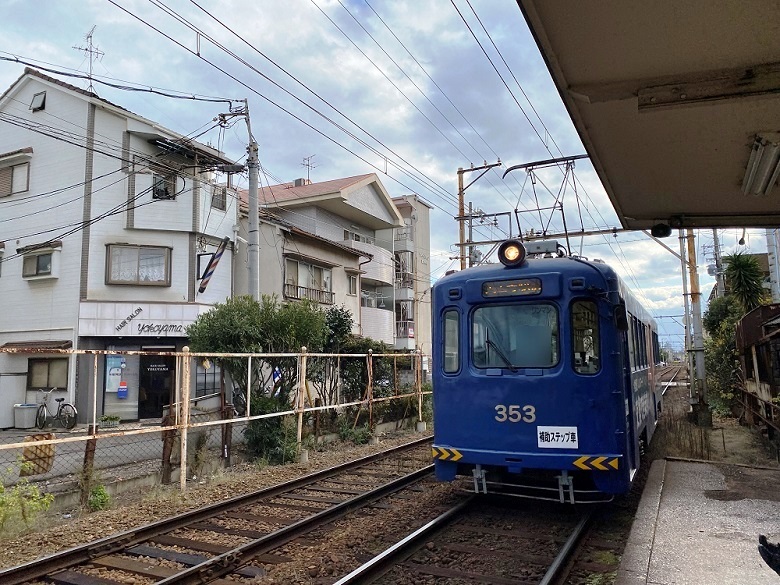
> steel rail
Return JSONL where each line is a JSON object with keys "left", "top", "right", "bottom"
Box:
{"left": 332, "top": 496, "right": 475, "bottom": 584}
{"left": 157, "top": 465, "right": 435, "bottom": 584}
{"left": 538, "top": 508, "right": 594, "bottom": 585}
{"left": 0, "top": 436, "right": 432, "bottom": 585}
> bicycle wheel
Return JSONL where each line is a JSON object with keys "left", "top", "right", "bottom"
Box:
{"left": 35, "top": 405, "right": 47, "bottom": 429}
{"left": 59, "top": 404, "right": 77, "bottom": 430}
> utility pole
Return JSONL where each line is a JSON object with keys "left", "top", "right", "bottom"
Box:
{"left": 712, "top": 228, "right": 725, "bottom": 297}
{"left": 457, "top": 161, "right": 501, "bottom": 270}
{"left": 245, "top": 105, "right": 260, "bottom": 301}
{"left": 220, "top": 100, "right": 259, "bottom": 300}
{"left": 468, "top": 202, "right": 474, "bottom": 268}
{"left": 766, "top": 229, "right": 780, "bottom": 303}
{"left": 686, "top": 229, "right": 712, "bottom": 427}
{"left": 678, "top": 230, "right": 693, "bottom": 380}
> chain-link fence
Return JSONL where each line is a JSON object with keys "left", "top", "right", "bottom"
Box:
{"left": 0, "top": 347, "right": 432, "bottom": 502}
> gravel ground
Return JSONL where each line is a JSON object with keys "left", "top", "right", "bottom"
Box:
{"left": 0, "top": 429, "right": 436, "bottom": 573}
{"left": 0, "top": 382, "right": 777, "bottom": 583}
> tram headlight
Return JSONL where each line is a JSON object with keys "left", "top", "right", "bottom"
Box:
{"left": 498, "top": 240, "right": 527, "bottom": 267}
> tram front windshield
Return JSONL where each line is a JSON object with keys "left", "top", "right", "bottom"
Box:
{"left": 472, "top": 304, "right": 558, "bottom": 368}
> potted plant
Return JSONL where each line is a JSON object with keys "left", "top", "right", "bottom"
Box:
{"left": 99, "top": 414, "right": 121, "bottom": 428}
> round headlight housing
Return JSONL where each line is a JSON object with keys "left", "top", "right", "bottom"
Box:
{"left": 498, "top": 240, "right": 526, "bottom": 267}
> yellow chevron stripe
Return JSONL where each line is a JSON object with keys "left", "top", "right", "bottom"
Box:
{"left": 591, "top": 456, "right": 608, "bottom": 471}
{"left": 608, "top": 457, "right": 619, "bottom": 470}
{"left": 573, "top": 456, "right": 590, "bottom": 470}
{"left": 450, "top": 448, "right": 462, "bottom": 462}
{"left": 431, "top": 447, "right": 439, "bottom": 459}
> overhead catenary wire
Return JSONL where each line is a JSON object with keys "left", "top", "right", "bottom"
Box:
{"left": 106, "top": 0, "right": 468, "bottom": 223}
{"left": 107, "top": 0, "right": 502, "bottom": 245}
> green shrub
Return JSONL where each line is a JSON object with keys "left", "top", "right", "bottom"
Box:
{"left": 0, "top": 460, "right": 54, "bottom": 531}
{"left": 337, "top": 417, "right": 373, "bottom": 445}
{"left": 244, "top": 396, "right": 299, "bottom": 464}
{"left": 88, "top": 484, "right": 111, "bottom": 511}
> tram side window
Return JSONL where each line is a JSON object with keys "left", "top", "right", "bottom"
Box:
{"left": 443, "top": 310, "right": 459, "bottom": 373}
{"left": 572, "top": 300, "right": 600, "bottom": 374}
{"left": 627, "top": 314, "right": 636, "bottom": 369}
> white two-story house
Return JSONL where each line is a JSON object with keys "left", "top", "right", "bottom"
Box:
{"left": 0, "top": 68, "right": 238, "bottom": 424}
{"left": 243, "top": 175, "right": 431, "bottom": 351}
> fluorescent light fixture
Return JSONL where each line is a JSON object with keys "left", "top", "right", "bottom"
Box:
{"left": 742, "top": 134, "right": 780, "bottom": 197}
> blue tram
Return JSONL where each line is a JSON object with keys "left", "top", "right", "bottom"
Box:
{"left": 431, "top": 239, "right": 660, "bottom": 503}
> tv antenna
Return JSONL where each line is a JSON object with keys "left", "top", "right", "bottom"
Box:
{"left": 73, "top": 26, "right": 104, "bottom": 93}
{"left": 301, "top": 154, "right": 317, "bottom": 182}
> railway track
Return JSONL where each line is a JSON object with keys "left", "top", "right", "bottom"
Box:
{"left": 333, "top": 495, "right": 597, "bottom": 585}
{"left": 0, "top": 437, "right": 433, "bottom": 585}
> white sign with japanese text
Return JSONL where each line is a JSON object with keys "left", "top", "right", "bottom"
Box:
{"left": 537, "top": 426, "right": 579, "bottom": 449}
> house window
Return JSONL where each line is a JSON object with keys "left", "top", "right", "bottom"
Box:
{"left": 152, "top": 173, "right": 176, "bottom": 200}
{"left": 211, "top": 186, "right": 227, "bottom": 211}
{"left": 195, "top": 361, "right": 222, "bottom": 397}
{"left": 107, "top": 244, "right": 171, "bottom": 286}
{"left": 284, "top": 258, "right": 334, "bottom": 303}
{"left": 0, "top": 162, "right": 30, "bottom": 197}
{"left": 23, "top": 253, "right": 52, "bottom": 277}
{"left": 28, "top": 358, "right": 68, "bottom": 390}
{"left": 348, "top": 275, "right": 358, "bottom": 295}
{"left": 30, "top": 91, "right": 46, "bottom": 112}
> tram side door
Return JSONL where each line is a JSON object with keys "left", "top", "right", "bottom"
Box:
{"left": 620, "top": 330, "right": 638, "bottom": 475}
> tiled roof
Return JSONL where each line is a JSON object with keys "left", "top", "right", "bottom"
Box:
{"left": 239, "top": 174, "right": 375, "bottom": 205}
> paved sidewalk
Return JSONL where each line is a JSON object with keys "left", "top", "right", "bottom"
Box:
{"left": 616, "top": 459, "right": 780, "bottom": 584}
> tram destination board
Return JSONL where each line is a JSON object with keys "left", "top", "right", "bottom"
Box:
{"left": 482, "top": 278, "right": 542, "bottom": 297}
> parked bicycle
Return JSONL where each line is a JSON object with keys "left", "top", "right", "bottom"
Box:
{"left": 35, "top": 387, "right": 78, "bottom": 430}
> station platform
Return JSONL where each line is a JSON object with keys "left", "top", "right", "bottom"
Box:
{"left": 616, "top": 458, "right": 780, "bottom": 584}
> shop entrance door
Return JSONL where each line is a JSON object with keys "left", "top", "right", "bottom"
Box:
{"left": 139, "top": 355, "right": 175, "bottom": 419}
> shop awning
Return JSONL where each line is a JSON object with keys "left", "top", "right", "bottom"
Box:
{"left": 1, "top": 340, "right": 73, "bottom": 351}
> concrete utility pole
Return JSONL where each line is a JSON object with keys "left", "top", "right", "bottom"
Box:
{"left": 766, "top": 229, "right": 780, "bottom": 303}
{"left": 686, "top": 229, "right": 712, "bottom": 427}
{"left": 457, "top": 161, "right": 501, "bottom": 269}
{"left": 247, "top": 137, "right": 259, "bottom": 301}
{"left": 712, "top": 228, "right": 725, "bottom": 297}
{"left": 678, "top": 230, "right": 693, "bottom": 381}
{"left": 218, "top": 100, "right": 259, "bottom": 300}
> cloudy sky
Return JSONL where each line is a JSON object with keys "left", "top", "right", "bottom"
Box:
{"left": 0, "top": 0, "right": 768, "bottom": 351}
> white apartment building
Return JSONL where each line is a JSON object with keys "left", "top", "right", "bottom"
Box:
{"left": 0, "top": 68, "right": 239, "bottom": 425}
{"left": 382, "top": 194, "right": 433, "bottom": 355}
{"left": 247, "top": 175, "right": 432, "bottom": 352}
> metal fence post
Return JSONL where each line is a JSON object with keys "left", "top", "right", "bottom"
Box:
{"left": 92, "top": 353, "right": 99, "bottom": 429}
{"left": 296, "top": 347, "right": 308, "bottom": 453}
{"left": 367, "top": 349, "right": 374, "bottom": 428}
{"left": 180, "top": 346, "right": 191, "bottom": 492}
{"left": 246, "top": 355, "right": 252, "bottom": 417}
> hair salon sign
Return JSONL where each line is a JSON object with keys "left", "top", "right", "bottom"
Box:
{"left": 79, "top": 302, "right": 199, "bottom": 337}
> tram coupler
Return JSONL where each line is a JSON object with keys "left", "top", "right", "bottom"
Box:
{"left": 557, "top": 470, "right": 575, "bottom": 504}
{"left": 472, "top": 465, "right": 488, "bottom": 494}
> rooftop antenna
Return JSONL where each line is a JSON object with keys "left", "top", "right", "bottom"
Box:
{"left": 72, "top": 26, "right": 104, "bottom": 93}
{"left": 301, "top": 154, "right": 317, "bottom": 183}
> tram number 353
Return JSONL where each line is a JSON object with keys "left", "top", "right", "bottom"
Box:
{"left": 494, "top": 404, "right": 536, "bottom": 423}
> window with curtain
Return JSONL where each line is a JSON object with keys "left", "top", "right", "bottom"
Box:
{"left": 107, "top": 245, "right": 171, "bottom": 286}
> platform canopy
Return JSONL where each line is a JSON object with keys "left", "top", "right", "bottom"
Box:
{"left": 516, "top": 1, "right": 780, "bottom": 231}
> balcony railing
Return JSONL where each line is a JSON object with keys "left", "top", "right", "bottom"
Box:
{"left": 396, "top": 320, "right": 415, "bottom": 339}
{"left": 395, "top": 273, "right": 414, "bottom": 289}
{"left": 284, "top": 283, "right": 335, "bottom": 304}
{"left": 395, "top": 227, "right": 414, "bottom": 242}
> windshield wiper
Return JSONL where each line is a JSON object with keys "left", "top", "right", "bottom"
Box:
{"left": 486, "top": 339, "right": 518, "bottom": 372}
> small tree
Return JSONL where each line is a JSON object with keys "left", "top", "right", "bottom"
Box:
{"left": 723, "top": 252, "right": 766, "bottom": 312}
{"left": 187, "top": 295, "right": 327, "bottom": 462}
{"left": 703, "top": 295, "right": 743, "bottom": 414}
